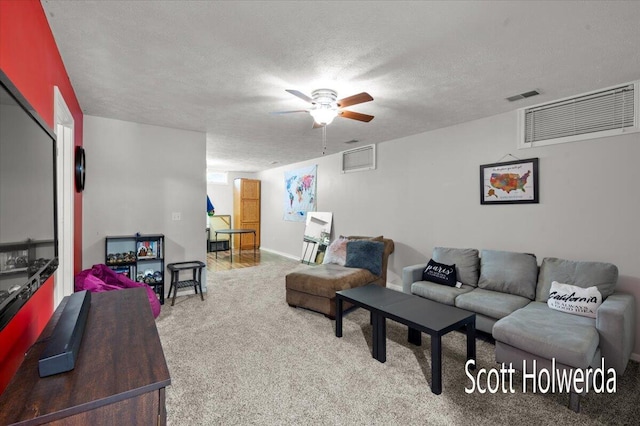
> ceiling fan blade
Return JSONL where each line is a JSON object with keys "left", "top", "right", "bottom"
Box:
{"left": 336, "top": 92, "right": 373, "bottom": 108}
{"left": 339, "top": 110, "right": 374, "bottom": 122}
{"left": 285, "top": 89, "right": 313, "bottom": 103}
{"left": 270, "top": 109, "right": 309, "bottom": 115}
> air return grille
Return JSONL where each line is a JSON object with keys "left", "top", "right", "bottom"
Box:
{"left": 342, "top": 144, "right": 376, "bottom": 173}
{"left": 520, "top": 81, "right": 638, "bottom": 147}
{"left": 506, "top": 90, "right": 540, "bottom": 102}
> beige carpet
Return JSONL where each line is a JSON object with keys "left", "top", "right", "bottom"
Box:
{"left": 156, "top": 259, "right": 640, "bottom": 425}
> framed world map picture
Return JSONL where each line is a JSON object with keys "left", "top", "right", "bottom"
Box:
{"left": 480, "top": 158, "right": 539, "bottom": 204}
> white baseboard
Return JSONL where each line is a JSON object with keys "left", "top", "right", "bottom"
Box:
{"left": 387, "top": 283, "right": 402, "bottom": 292}
{"left": 259, "top": 247, "right": 300, "bottom": 261}
{"left": 630, "top": 352, "right": 640, "bottom": 363}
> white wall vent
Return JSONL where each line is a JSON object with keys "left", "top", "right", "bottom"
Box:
{"left": 341, "top": 144, "right": 376, "bottom": 173}
{"left": 518, "top": 81, "right": 639, "bottom": 148}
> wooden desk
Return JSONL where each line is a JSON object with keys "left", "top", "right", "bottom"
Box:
{"left": 0, "top": 288, "right": 171, "bottom": 425}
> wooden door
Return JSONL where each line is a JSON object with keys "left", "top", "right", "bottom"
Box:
{"left": 233, "top": 179, "right": 260, "bottom": 249}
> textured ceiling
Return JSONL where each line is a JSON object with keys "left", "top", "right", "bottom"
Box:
{"left": 41, "top": 1, "right": 640, "bottom": 172}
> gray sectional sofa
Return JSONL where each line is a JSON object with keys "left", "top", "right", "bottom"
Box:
{"left": 403, "top": 247, "right": 636, "bottom": 411}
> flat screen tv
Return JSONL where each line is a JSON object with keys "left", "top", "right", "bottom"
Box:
{"left": 0, "top": 69, "right": 58, "bottom": 330}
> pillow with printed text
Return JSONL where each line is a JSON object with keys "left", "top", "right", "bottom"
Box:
{"left": 422, "top": 259, "right": 458, "bottom": 287}
{"left": 547, "top": 281, "right": 602, "bottom": 318}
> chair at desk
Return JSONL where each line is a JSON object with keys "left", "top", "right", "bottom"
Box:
{"left": 207, "top": 215, "right": 231, "bottom": 252}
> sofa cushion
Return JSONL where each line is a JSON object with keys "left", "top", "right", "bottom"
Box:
{"left": 411, "top": 281, "right": 474, "bottom": 306}
{"left": 454, "top": 287, "right": 530, "bottom": 320}
{"left": 478, "top": 250, "right": 538, "bottom": 299}
{"left": 285, "top": 264, "right": 377, "bottom": 298}
{"left": 322, "top": 236, "right": 348, "bottom": 266}
{"left": 345, "top": 240, "right": 385, "bottom": 276}
{"left": 548, "top": 281, "right": 602, "bottom": 318}
{"left": 433, "top": 247, "right": 479, "bottom": 287}
{"left": 422, "top": 259, "right": 457, "bottom": 287}
{"left": 535, "top": 257, "right": 618, "bottom": 302}
{"left": 492, "top": 302, "right": 599, "bottom": 369}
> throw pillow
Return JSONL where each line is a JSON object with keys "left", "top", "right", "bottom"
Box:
{"left": 422, "top": 259, "right": 458, "bottom": 287}
{"left": 344, "top": 240, "right": 385, "bottom": 276}
{"left": 345, "top": 235, "right": 384, "bottom": 241}
{"left": 547, "top": 281, "right": 602, "bottom": 318}
{"left": 322, "top": 236, "right": 348, "bottom": 266}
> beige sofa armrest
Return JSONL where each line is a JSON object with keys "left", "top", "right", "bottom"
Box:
{"left": 402, "top": 263, "right": 427, "bottom": 294}
{"left": 596, "top": 292, "right": 636, "bottom": 375}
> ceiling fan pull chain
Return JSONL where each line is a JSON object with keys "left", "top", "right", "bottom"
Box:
{"left": 322, "top": 125, "right": 327, "bottom": 155}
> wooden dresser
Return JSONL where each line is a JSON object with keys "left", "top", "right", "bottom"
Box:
{"left": 233, "top": 178, "right": 261, "bottom": 249}
{"left": 0, "top": 288, "right": 171, "bottom": 425}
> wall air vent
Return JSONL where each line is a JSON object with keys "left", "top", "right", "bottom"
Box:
{"left": 341, "top": 144, "right": 375, "bottom": 173}
{"left": 518, "top": 81, "right": 639, "bottom": 148}
{"left": 506, "top": 90, "right": 540, "bottom": 102}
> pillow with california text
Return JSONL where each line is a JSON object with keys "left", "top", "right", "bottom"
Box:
{"left": 547, "top": 281, "right": 602, "bottom": 318}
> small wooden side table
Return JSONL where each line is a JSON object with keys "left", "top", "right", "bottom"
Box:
{"left": 167, "top": 261, "right": 206, "bottom": 306}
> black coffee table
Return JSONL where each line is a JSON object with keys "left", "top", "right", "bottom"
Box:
{"left": 335, "top": 284, "right": 476, "bottom": 395}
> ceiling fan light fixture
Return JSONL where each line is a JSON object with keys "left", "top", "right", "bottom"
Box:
{"left": 277, "top": 87, "right": 374, "bottom": 126}
{"left": 309, "top": 104, "right": 338, "bottom": 125}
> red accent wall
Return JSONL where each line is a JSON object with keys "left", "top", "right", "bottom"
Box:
{"left": 0, "top": 0, "right": 83, "bottom": 394}
{"left": 0, "top": 277, "right": 54, "bottom": 393}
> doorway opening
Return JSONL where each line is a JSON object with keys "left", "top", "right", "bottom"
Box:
{"left": 53, "top": 86, "right": 75, "bottom": 308}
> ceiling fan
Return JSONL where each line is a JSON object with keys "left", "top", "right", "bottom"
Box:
{"left": 273, "top": 88, "right": 374, "bottom": 127}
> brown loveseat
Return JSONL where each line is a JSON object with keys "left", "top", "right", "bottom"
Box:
{"left": 285, "top": 236, "right": 395, "bottom": 319}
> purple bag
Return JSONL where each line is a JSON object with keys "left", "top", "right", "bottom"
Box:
{"left": 75, "top": 264, "right": 161, "bottom": 318}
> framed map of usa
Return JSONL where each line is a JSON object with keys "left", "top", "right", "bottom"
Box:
{"left": 480, "top": 158, "right": 539, "bottom": 205}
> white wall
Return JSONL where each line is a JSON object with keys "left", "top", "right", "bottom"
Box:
{"left": 206, "top": 172, "right": 256, "bottom": 227}
{"left": 207, "top": 172, "right": 256, "bottom": 218}
{"left": 82, "top": 116, "right": 207, "bottom": 295}
{"left": 257, "top": 110, "right": 640, "bottom": 357}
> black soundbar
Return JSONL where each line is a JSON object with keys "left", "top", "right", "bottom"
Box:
{"left": 38, "top": 290, "right": 91, "bottom": 377}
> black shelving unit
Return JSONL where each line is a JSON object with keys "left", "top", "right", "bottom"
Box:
{"left": 105, "top": 234, "right": 165, "bottom": 304}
